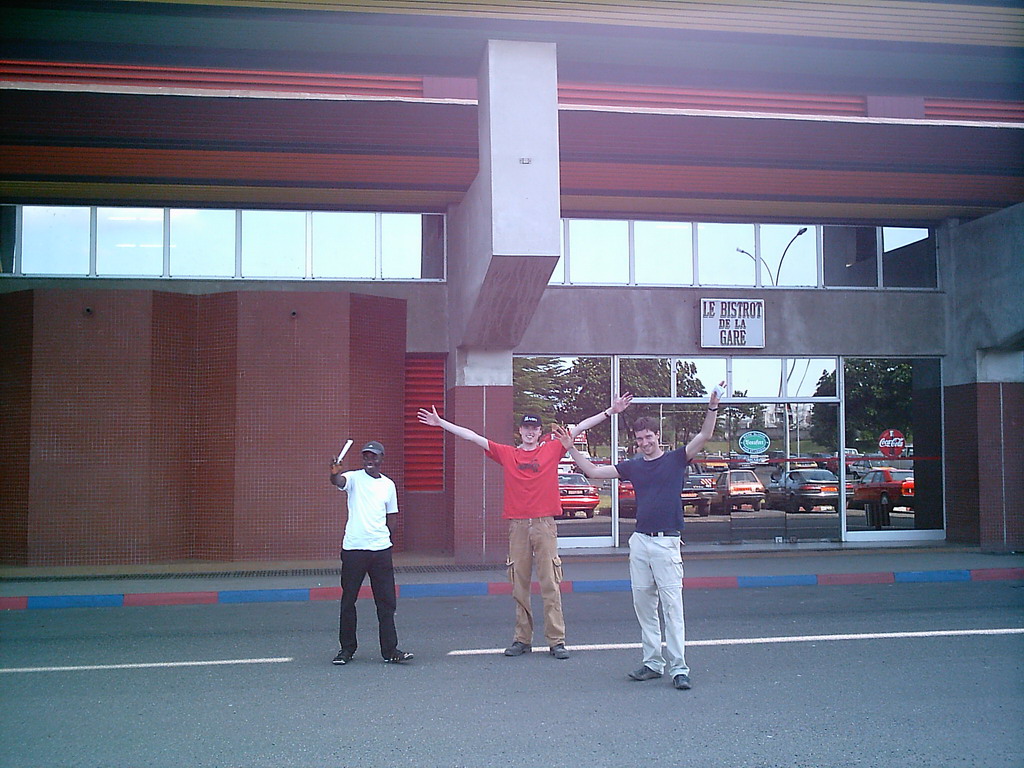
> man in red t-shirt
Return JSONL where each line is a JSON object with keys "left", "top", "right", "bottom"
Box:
{"left": 418, "top": 396, "right": 631, "bottom": 659}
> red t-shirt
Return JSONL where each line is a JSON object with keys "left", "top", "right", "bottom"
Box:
{"left": 485, "top": 439, "right": 565, "bottom": 519}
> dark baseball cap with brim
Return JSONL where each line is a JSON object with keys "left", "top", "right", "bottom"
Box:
{"left": 520, "top": 414, "right": 542, "bottom": 427}
{"left": 361, "top": 441, "right": 385, "bottom": 456}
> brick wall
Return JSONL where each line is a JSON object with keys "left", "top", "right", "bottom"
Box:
{"left": 0, "top": 288, "right": 407, "bottom": 566}
{"left": 944, "top": 383, "right": 981, "bottom": 544}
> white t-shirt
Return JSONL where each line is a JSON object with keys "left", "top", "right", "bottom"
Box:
{"left": 338, "top": 469, "right": 398, "bottom": 551}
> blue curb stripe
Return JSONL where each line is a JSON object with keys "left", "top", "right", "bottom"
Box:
{"left": 738, "top": 574, "right": 818, "bottom": 588}
{"left": 218, "top": 589, "right": 310, "bottom": 603}
{"left": 894, "top": 570, "right": 971, "bottom": 583}
{"left": 401, "top": 582, "right": 489, "bottom": 598}
{"left": 27, "top": 594, "right": 124, "bottom": 609}
{"left": 572, "top": 579, "right": 632, "bottom": 593}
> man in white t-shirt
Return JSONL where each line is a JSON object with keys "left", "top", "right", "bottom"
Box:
{"left": 330, "top": 441, "right": 412, "bottom": 665}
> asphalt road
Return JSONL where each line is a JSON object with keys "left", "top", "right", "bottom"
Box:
{"left": 2, "top": 581, "right": 1022, "bottom": 768}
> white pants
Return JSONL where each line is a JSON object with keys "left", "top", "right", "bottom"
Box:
{"left": 628, "top": 531, "right": 689, "bottom": 678}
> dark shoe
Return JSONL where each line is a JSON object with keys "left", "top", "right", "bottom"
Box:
{"left": 384, "top": 650, "right": 413, "bottom": 664}
{"left": 549, "top": 644, "right": 570, "bottom": 660}
{"left": 673, "top": 673, "right": 692, "bottom": 690}
{"left": 504, "top": 641, "right": 531, "bottom": 657}
{"left": 332, "top": 649, "right": 353, "bottom": 665}
{"left": 628, "top": 665, "right": 662, "bottom": 681}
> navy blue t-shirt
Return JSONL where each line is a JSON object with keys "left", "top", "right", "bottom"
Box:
{"left": 616, "top": 448, "right": 689, "bottom": 533}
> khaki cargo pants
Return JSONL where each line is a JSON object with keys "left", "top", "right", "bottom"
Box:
{"left": 507, "top": 516, "right": 565, "bottom": 648}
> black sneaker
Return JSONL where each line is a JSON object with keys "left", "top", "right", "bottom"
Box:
{"left": 628, "top": 665, "right": 662, "bottom": 681}
{"left": 384, "top": 650, "right": 413, "bottom": 664}
{"left": 332, "top": 649, "right": 353, "bottom": 665}
{"left": 549, "top": 644, "right": 570, "bottom": 660}
{"left": 504, "top": 641, "right": 531, "bottom": 656}
{"left": 673, "top": 673, "right": 692, "bottom": 690}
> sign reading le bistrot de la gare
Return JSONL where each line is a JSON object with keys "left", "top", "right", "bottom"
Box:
{"left": 700, "top": 299, "right": 765, "bottom": 349}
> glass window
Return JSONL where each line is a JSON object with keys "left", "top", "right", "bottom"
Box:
{"left": 784, "top": 358, "right": 837, "bottom": 397}
{"left": 696, "top": 223, "right": 755, "bottom": 286}
{"left": 760, "top": 224, "right": 816, "bottom": 287}
{"left": 381, "top": 213, "right": 422, "bottom": 279}
{"left": 634, "top": 221, "right": 693, "bottom": 285}
{"left": 620, "top": 357, "right": 672, "bottom": 398}
{"left": 20, "top": 206, "right": 90, "bottom": 275}
{"left": 96, "top": 207, "right": 164, "bottom": 276}
{"left": 420, "top": 214, "right": 445, "bottom": 280}
{"left": 241, "top": 211, "right": 306, "bottom": 278}
{"left": 312, "top": 212, "right": 375, "bottom": 279}
{"left": 675, "top": 358, "right": 727, "bottom": 398}
{"left": 169, "top": 209, "right": 235, "bottom": 278}
{"left": 732, "top": 358, "right": 783, "bottom": 398}
{"left": 568, "top": 219, "right": 628, "bottom": 284}
{"left": 823, "top": 226, "right": 878, "bottom": 287}
{"left": 882, "top": 227, "right": 936, "bottom": 288}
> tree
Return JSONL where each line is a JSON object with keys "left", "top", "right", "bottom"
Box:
{"left": 809, "top": 359, "right": 913, "bottom": 450}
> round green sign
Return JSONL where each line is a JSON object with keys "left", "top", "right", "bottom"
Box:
{"left": 738, "top": 430, "right": 770, "bottom": 454}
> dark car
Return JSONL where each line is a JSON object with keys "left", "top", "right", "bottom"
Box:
{"left": 709, "top": 469, "right": 766, "bottom": 513}
{"left": 558, "top": 473, "right": 600, "bottom": 519}
{"left": 850, "top": 468, "right": 915, "bottom": 512}
{"left": 767, "top": 469, "right": 850, "bottom": 513}
{"left": 682, "top": 463, "right": 716, "bottom": 516}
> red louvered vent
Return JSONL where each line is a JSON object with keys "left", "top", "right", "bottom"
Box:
{"left": 405, "top": 354, "right": 446, "bottom": 491}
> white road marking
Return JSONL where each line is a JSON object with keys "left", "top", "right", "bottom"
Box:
{"left": 447, "top": 628, "right": 1024, "bottom": 656}
{"left": 1, "top": 657, "right": 294, "bottom": 674}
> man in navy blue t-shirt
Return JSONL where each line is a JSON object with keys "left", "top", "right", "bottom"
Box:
{"left": 555, "top": 385, "right": 721, "bottom": 690}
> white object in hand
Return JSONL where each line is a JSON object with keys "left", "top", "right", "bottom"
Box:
{"left": 712, "top": 384, "right": 726, "bottom": 400}
{"left": 336, "top": 439, "right": 353, "bottom": 464}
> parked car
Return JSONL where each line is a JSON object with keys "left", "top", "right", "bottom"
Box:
{"left": 617, "top": 479, "right": 637, "bottom": 517}
{"left": 682, "top": 463, "right": 716, "bottom": 516}
{"left": 558, "top": 473, "right": 600, "bottom": 519}
{"left": 850, "top": 467, "right": 915, "bottom": 512}
{"left": 766, "top": 469, "right": 850, "bottom": 512}
{"left": 709, "top": 469, "right": 766, "bottom": 513}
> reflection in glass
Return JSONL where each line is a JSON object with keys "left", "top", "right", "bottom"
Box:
{"left": 169, "top": 209, "right": 235, "bottom": 277}
{"left": 634, "top": 221, "right": 693, "bottom": 285}
{"left": 21, "top": 206, "right": 90, "bottom": 275}
{"left": 783, "top": 358, "right": 836, "bottom": 397}
{"left": 697, "top": 223, "right": 755, "bottom": 285}
{"left": 241, "top": 210, "right": 306, "bottom": 278}
{"left": 620, "top": 357, "right": 672, "bottom": 398}
{"left": 823, "top": 226, "right": 878, "bottom": 287}
{"left": 381, "top": 213, "right": 421, "bottom": 279}
{"left": 760, "top": 224, "right": 815, "bottom": 286}
{"left": 882, "top": 227, "right": 936, "bottom": 288}
{"left": 675, "top": 358, "right": 727, "bottom": 398}
{"left": 732, "top": 358, "right": 783, "bottom": 398}
{"left": 568, "top": 219, "right": 628, "bottom": 283}
{"left": 97, "top": 207, "right": 163, "bottom": 276}
{"left": 312, "top": 212, "right": 375, "bottom": 279}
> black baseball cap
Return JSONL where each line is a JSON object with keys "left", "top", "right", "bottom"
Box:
{"left": 361, "top": 441, "right": 385, "bottom": 456}
{"left": 520, "top": 414, "right": 542, "bottom": 427}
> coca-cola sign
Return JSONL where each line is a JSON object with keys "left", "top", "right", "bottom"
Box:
{"left": 878, "top": 429, "right": 906, "bottom": 458}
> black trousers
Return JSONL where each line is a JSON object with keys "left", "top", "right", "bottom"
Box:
{"left": 339, "top": 547, "right": 399, "bottom": 658}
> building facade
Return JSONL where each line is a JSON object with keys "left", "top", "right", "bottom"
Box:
{"left": 1, "top": 1, "right": 1022, "bottom": 566}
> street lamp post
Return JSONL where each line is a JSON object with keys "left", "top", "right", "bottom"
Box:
{"left": 735, "top": 226, "right": 808, "bottom": 287}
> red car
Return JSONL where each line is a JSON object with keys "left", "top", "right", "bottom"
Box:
{"left": 558, "top": 473, "right": 600, "bottom": 519}
{"left": 851, "top": 467, "right": 915, "bottom": 512}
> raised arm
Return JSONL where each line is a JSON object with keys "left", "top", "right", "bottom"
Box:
{"left": 552, "top": 424, "right": 620, "bottom": 479}
{"left": 416, "top": 405, "right": 490, "bottom": 451}
{"left": 569, "top": 392, "right": 633, "bottom": 439}
{"left": 685, "top": 380, "right": 723, "bottom": 461}
{"left": 330, "top": 463, "right": 346, "bottom": 489}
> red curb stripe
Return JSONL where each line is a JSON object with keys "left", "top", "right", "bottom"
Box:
{"left": 123, "top": 592, "right": 219, "bottom": 607}
{"left": 817, "top": 572, "right": 895, "bottom": 585}
{"left": 970, "top": 568, "right": 1024, "bottom": 581}
{"left": 488, "top": 582, "right": 513, "bottom": 595}
{"left": 310, "top": 587, "right": 342, "bottom": 601}
{"left": 684, "top": 576, "right": 739, "bottom": 589}
{"left": 0, "top": 597, "right": 29, "bottom": 610}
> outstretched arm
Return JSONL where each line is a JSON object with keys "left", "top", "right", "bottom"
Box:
{"left": 569, "top": 392, "right": 633, "bottom": 439}
{"left": 330, "top": 463, "right": 346, "bottom": 489}
{"left": 553, "top": 424, "right": 620, "bottom": 480}
{"left": 416, "top": 405, "right": 490, "bottom": 451}
{"left": 685, "top": 380, "right": 723, "bottom": 461}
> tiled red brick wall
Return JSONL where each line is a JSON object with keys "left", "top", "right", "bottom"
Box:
{"left": 448, "top": 384, "right": 513, "bottom": 564}
{"left": 0, "top": 290, "right": 33, "bottom": 564}
{"left": 945, "top": 381, "right": 1024, "bottom": 551}
{"left": 0, "top": 288, "right": 407, "bottom": 566}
